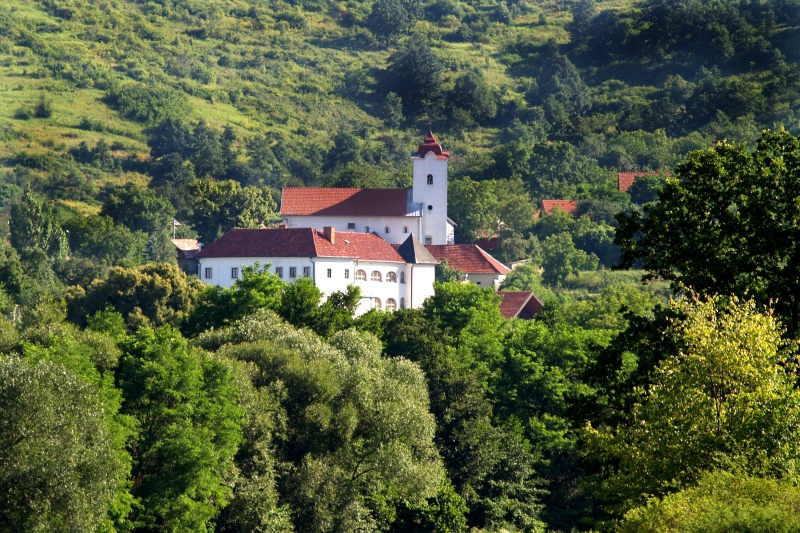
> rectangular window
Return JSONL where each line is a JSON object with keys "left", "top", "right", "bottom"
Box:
{"left": 424, "top": 236, "right": 432, "bottom": 245}
{"left": 231, "top": 267, "right": 238, "bottom": 279}
{"left": 344, "top": 269, "right": 350, "bottom": 279}
{"left": 327, "top": 268, "right": 332, "bottom": 278}
{"left": 275, "top": 267, "right": 283, "bottom": 278}
{"left": 347, "top": 223, "right": 355, "bottom": 229}
{"left": 289, "top": 267, "right": 297, "bottom": 278}
{"left": 204, "top": 267, "right": 212, "bottom": 279}
{"left": 303, "top": 266, "right": 311, "bottom": 277}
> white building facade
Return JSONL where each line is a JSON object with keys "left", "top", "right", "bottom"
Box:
{"left": 195, "top": 227, "right": 438, "bottom": 316}
{"left": 280, "top": 131, "right": 456, "bottom": 246}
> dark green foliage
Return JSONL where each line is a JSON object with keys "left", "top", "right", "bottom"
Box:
{"left": 188, "top": 179, "right": 277, "bottom": 244}
{"left": 616, "top": 130, "right": 800, "bottom": 335}
{"left": 33, "top": 94, "right": 53, "bottom": 118}
{"left": 367, "top": 0, "right": 411, "bottom": 43}
{"left": 100, "top": 183, "right": 175, "bottom": 235}
{"left": 63, "top": 214, "right": 148, "bottom": 266}
{"left": 451, "top": 71, "right": 497, "bottom": 124}
{"left": 105, "top": 82, "right": 191, "bottom": 125}
{"left": 384, "top": 40, "right": 444, "bottom": 113}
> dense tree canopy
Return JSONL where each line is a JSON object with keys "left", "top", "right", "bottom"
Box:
{"left": 616, "top": 129, "right": 800, "bottom": 335}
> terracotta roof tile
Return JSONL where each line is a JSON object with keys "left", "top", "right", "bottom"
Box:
{"left": 541, "top": 200, "right": 578, "bottom": 215}
{"left": 498, "top": 291, "right": 544, "bottom": 319}
{"left": 281, "top": 188, "right": 414, "bottom": 217}
{"left": 196, "top": 228, "right": 406, "bottom": 262}
{"left": 617, "top": 172, "right": 671, "bottom": 192}
{"left": 425, "top": 244, "right": 511, "bottom": 274}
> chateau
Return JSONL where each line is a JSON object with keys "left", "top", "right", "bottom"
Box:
{"left": 280, "top": 130, "right": 456, "bottom": 245}
{"left": 194, "top": 131, "right": 512, "bottom": 314}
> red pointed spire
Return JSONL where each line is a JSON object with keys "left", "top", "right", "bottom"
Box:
{"left": 416, "top": 127, "right": 450, "bottom": 158}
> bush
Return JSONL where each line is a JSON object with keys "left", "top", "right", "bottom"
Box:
{"left": 34, "top": 94, "right": 53, "bottom": 118}
{"left": 105, "top": 82, "right": 191, "bottom": 124}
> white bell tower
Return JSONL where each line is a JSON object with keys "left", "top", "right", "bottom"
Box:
{"left": 412, "top": 130, "right": 449, "bottom": 245}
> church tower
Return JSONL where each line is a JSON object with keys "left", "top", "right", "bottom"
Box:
{"left": 412, "top": 130, "right": 450, "bottom": 245}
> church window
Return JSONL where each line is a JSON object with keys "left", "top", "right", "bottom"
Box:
{"left": 403, "top": 226, "right": 408, "bottom": 233}
{"left": 428, "top": 205, "right": 433, "bottom": 211}
{"left": 371, "top": 271, "right": 382, "bottom": 282}
{"left": 355, "top": 269, "right": 366, "bottom": 281}
{"left": 386, "top": 298, "right": 397, "bottom": 310}
{"left": 427, "top": 174, "right": 433, "bottom": 185}
{"left": 374, "top": 298, "right": 382, "bottom": 310}
{"left": 385, "top": 226, "right": 390, "bottom": 234}
{"left": 386, "top": 272, "right": 397, "bottom": 283}
{"left": 400, "top": 272, "right": 405, "bottom": 283}
{"left": 400, "top": 297, "right": 405, "bottom": 308}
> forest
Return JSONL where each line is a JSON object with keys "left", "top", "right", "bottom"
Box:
{"left": 3, "top": 0, "right": 800, "bottom": 531}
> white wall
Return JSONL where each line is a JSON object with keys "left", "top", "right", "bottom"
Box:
{"left": 410, "top": 264, "right": 436, "bottom": 308}
{"left": 465, "top": 273, "right": 507, "bottom": 290}
{"left": 198, "top": 257, "right": 314, "bottom": 288}
{"left": 282, "top": 215, "right": 420, "bottom": 245}
{"left": 197, "top": 256, "right": 427, "bottom": 316}
{"left": 412, "top": 152, "right": 449, "bottom": 245}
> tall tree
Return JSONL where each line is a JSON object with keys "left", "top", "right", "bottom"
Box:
{"left": 119, "top": 326, "right": 243, "bottom": 532}
{"left": 9, "top": 187, "right": 68, "bottom": 262}
{"left": 615, "top": 130, "right": 800, "bottom": 335}
{"left": 367, "top": 0, "right": 411, "bottom": 43}
{"left": 0, "top": 357, "right": 128, "bottom": 533}
{"left": 384, "top": 40, "right": 444, "bottom": 112}
{"left": 582, "top": 296, "right": 800, "bottom": 520}
{"left": 189, "top": 180, "right": 277, "bottom": 244}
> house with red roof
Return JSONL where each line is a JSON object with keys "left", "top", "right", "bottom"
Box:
{"left": 617, "top": 172, "right": 670, "bottom": 193}
{"left": 196, "top": 226, "right": 438, "bottom": 315}
{"left": 281, "top": 130, "right": 456, "bottom": 246}
{"left": 425, "top": 244, "right": 511, "bottom": 290}
{"left": 541, "top": 200, "right": 578, "bottom": 216}
{"left": 498, "top": 291, "right": 544, "bottom": 319}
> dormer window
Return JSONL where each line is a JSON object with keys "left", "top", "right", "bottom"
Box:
{"left": 427, "top": 174, "right": 433, "bottom": 185}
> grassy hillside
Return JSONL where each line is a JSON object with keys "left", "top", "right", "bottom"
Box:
{"left": 2, "top": 0, "right": 800, "bottom": 234}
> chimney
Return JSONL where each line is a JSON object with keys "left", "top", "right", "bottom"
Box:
{"left": 323, "top": 226, "right": 335, "bottom": 244}
{"left": 278, "top": 224, "right": 287, "bottom": 229}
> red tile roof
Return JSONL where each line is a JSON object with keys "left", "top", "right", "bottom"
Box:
{"left": 196, "top": 228, "right": 406, "bottom": 262}
{"left": 617, "top": 172, "right": 670, "bottom": 192}
{"left": 541, "top": 200, "right": 578, "bottom": 215}
{"left": 498, "top": 291, "right": 544, "bottom": 319}
{"left": 415, "top": 129, "right": 450, "bottom": 159}
{"left": 425, "top": 244, "right": 511, "bottom": 274}
{"left": 281, "top": 188, "right": 413, "bottom": 217}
